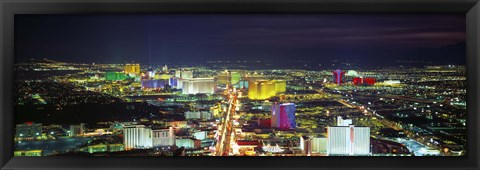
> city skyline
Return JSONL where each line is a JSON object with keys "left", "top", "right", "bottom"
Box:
{"left": 13, "top": 14, "right": 467, "bottom": 157}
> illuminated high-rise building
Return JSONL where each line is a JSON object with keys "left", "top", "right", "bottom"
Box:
{"left": 332, "top": 69, "right": 346, "bottom": 85}
{"left": 182, "top": 78, "right": 215, "bottom": 94}
{"left": 123, "top": 125, "right": 153, "bottom": 150}
{"left": 162, "top": 65, "right": 168, "bottom": 72}
{"left": 175, "top": 69, "right": 193, "bottom": 79}
{"left": 273, "top": 80, "right": 287, "bottom": 93}
{"left": 169, "top": 77, "right": 179, "bottom": 88}
{"left": 244, "top": 72, "right": 264, "bottom": 82}
{"left": 233, "top": 80, "right": 249, "bottom": 89}
{"left": 124, "top": 64, "right": 141, "bottom": 75}
{"left": 146, "top": 69, "right": 156, "bottom": 78}
{"left": 271, "top": 103, "right": 296, "bottom": 129}
{"left": 69, "top": 123, "right": 85, "bottom": 137}
{"left": 217, "top": 71, "right": 241, "bottom": 85}
{"left": 248, "top": 80, "right": 276, "bottom": 100}
{"left": 152, "top": 127, "right": 175, "bottom": 147}
{"left": 327, "top": 125, "right": 370, "bottom": 156}
{"left": 141, "top": 79, "right": 168, "bottom": 89}
{"left": 217, "top": 71, "right": 230, "bottom": 85}
{"left": 105, "top": 72, "right": 128, "bottom": 81}
{"left": 182, "top": 70, "right": 193, "bottom": 79}
{"left": 175, "top": 70, "right": 181, "bottom": 78}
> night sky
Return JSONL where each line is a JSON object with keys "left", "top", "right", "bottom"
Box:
{"left": 15, "top": 14, "right": 466, "bottom": 65}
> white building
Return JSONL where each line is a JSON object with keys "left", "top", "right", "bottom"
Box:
{"left": 184, "top": 111, "right": 213, "bottom": 120}
{"left": 182, "top": 78, "right": 215, "bottom": 94}
{"left": 147, "top": 70, "right": 156, "bottom": 78}
{"left": 312, "top": 137, "right": 327, "bottom": 154}
{"left": 152, "top": 127, "right": 175, "bottom": 147}
{"left": 175, "top": 138, "right": 200, "bottom": 149}
{"left": 327, "top": 125, "right": 370, "bottom": 156}
{"left": 175, "top": 70, "right": 193, "bottom": 79}
{"left": 123, "top": 125, "right": 153, "bottom": 150}
{"left": 337, "top": 116, "right": 353, "bottom": 126}
{"left": 192, "top": 131, "right": 207, "bottom": 140}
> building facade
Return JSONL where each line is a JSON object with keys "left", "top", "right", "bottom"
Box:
{"left": 124, "top": 64, "right": 141, "bottom": 75}
{"left": 175, "top": 138, "right": 201, "bottom": 149}
{"left": 337, "top": 116, "right": 353, "bottom": 126}
{"left": 248, "top": 80, "right": 276, "bottom": 100}
{"left": 327, "top": 126, "right": 370, "bottom": 156}
{"left": 141, "top": 79, "right": 168, "bottom": 89}
{"left": 181, "top": 78, "right": 215, "bottom": 94}
{"left": 332, "top": 69, "right": 346, "bottom": 85}
{"left": 175, "top": 70, "right": 193, "bottom": 79}
{"left": 105, "top": 72, "right": 128, "bottom": 81}
{"left": 123, "top": 125, "right": 153, "bottom": 150}
{"left": 312, "top": 137, "right": 327, "bottom": 154}
{"left": 273, "top": 80, "right": 287, "bottom": 93}
{"left": 152, "top": 127, "right": 175, "bottom": 147}
{"left": 184, "top": 111, "right": 213, "bottom": 120}
{"left": 69, "top": 123, "right": 85, "bottom": 137}
{"left": 352, "top": 77, "right": 376, "bottom": 85}
{"left": 271, "top": 103, "right": 296, "bottom": 129}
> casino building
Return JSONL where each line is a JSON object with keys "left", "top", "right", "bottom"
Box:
{"left": 175, "top": 70, "right": 193, "bottom": 79}
{"left": 105, "top": 72, "right": 128, "bottom": 81}
{"left": 271, "top": 103, "right": 296, "bottom": 129}
{"left": 352, "top": 77, "right": 376, "bottom": 85}
{"left": 327, "top": 116, "right": 370, "bottom": 155}
{"left": 248, "top": 80, "right": 276, "bottom": 100}
{"left": 152, "top": 127, "right": 175, "bottom": 147}
{"left": 141, "top": 79, "right": 169, "bottom": 89}
{"left": 327, "top": 126, "right": 370, "bottom": 156}
{"left": 181, "top": 78, "right": 215, "bottom": 94}
{"left": 123, "top": 125, "right": 153, "bottom": 150}
{"left": 332, "top": 69, "right": 346, "bottom": 85}
{"left": 273, "top": 80, "right": 287, "bottom": 93}
{"left": 217, "top": 70, "right": 241, "bottom": 85}
{"left": 124, "top": 64, "right": 141, "bottom": 75}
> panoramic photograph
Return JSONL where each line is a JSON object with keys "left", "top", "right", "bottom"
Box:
{"left": 13, "top": 14, "right": 466, "bottom": 156}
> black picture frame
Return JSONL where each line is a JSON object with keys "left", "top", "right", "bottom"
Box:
{"left": 1, "top": 0, "right": 479, "bottom": 170}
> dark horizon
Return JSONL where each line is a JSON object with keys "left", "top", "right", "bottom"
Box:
{"left": 14, "top": 14, "right": 466, "bottom": 65}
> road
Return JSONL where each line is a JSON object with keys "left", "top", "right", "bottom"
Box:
{"left": 215, "top": 88, "right": 238, "bottom": 156}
